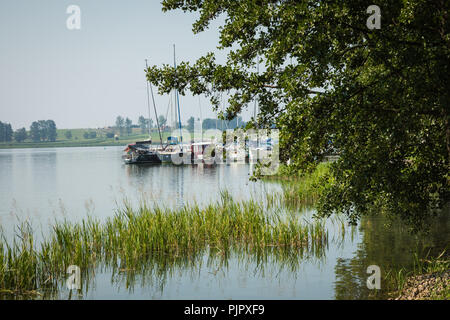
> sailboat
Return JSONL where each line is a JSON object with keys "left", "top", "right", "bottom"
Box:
{"left": 122, "top": 60, "right": 163, "bottom": 164}
{"left": 122, "top": 140, "right": 161, "bottom": 164}
{"left": 156, "top": 44, "right": 191, "bottom": 164}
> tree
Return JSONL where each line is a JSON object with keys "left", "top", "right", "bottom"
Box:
{"left": 30, "top": 122, "right": 41, "bottom": 142}
{"left": 89, "top": 131, "right": 97, "bottom": 139}
{"left": 28, "top": 120, "right": 57, "bottom": 142}
{"left": 65, "top": 131, "right": 73, "bottom": 140}
{"left": 0, "top": 122, "right": 13, "bottom": 142}
{"left": 138, "top": 116, "right": 148, "bottom": 134}
{"left": 46, "top": 120, "right": 57, "bottom": 142}
{"left": 115, "top": 116, "right": 125, "bottom": 135}
{"left": 202, "top": 118, "right": 217, "bottom": 130}
{"left": 83, "top": 132, "right": 90, "bottom": 139}
{"left": 187, "top": 116, "right": 195, "bottom": 132}
{"left": 147, "top": 0, "right": 450, "bottom": 229}
{"left": 125, "top": 117, "right": 133, "bottom": 136}
{"left": 158, "top": 115, "right": 167, "bottom": 128}
{"left": 5, "top": 123, "right": 12, "bottom": 142}
{"left": 37, "top": 120, "right": 48, "bottom": 141}
{"left": 14, "top": 128, "right": 27, "bottom": 142}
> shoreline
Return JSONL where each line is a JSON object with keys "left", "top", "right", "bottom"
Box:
{"left": 393, "top": 271, "right": 449, "bottom": 300}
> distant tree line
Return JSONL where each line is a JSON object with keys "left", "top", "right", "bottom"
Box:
{"left": 1, "top": 114, "right": 246, "bottom": 145}
{"left": 83, "top": 131, "right": 97, "bottom": 139}
{"left": 30, "top": 120, "right": 57, "bottom": 142}
{"left": 115, "top": 116, "right": 134, "bottom": 136}
{"left": 134, "top": 115, "right": 246, "bottom": 134}
{"left": 0, "top": 120, "right": 57, "bottom": 143}
{"left": 200, "top": 116, "right": 245, "bottom": 131}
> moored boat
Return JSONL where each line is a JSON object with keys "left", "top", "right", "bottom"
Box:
{"left": 123, "top": 139, "right": 162, "bottom": 164}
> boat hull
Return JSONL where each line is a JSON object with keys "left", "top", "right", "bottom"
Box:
{"left": 123, "top": 152, "right": 162, "bottom": 164}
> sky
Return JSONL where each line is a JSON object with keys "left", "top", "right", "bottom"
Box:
{"left": 0, "top": 0, "right": 252, "bottom": 129}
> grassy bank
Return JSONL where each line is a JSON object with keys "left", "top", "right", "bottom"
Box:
{"left": 385, "top": 250, "right": 449, "bottom": 300}
{"left": 0, "top": 192, "right": 328, "bottom": 297}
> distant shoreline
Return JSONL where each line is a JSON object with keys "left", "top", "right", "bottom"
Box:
{"left": 0, "top": 142, "right": 128, "bottom": 150}
{"left": 0, "top": 128, "right": 172, "bottom": 150}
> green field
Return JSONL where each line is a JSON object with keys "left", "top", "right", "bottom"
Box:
{"left": 0, "top": 128, "right": 175, "bottom": 149}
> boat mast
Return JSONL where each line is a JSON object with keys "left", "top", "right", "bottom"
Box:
{"left": 173, "top": 44, "right": 183, "bottom": 149}
{"left": 253, "top": 61, "right": 259, "bottom": 127}
{"left": 199, "top": 96, "right": 203, "bottom": 142}
{"left": 145, "top": 59, "right": 163, "bottom": 149}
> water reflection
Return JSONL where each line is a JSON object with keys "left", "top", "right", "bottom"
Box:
{"left": 13, "top": 244, "right": 329, "bottom": 300}
{"left": 334, "top": 213, "right": 450, "bottom": 299}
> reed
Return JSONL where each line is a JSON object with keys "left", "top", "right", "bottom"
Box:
{"left": 265, "top": 162, "right": 331, "bottom": 209}
{"left": 0, "top": 193, "right": 330, "bottom": 297}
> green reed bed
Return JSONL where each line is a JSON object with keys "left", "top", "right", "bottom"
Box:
{"left": 0, "top": 193, "right": 329, "bottom": 297}
{"left": 265, "top": 162, "right": 332, "bottom": 209}
{"left": 101, "top": 193, "right": 328, "bottom": 266}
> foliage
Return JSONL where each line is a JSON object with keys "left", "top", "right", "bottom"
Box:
{"left": 138, "top": 115, "right": 152, "bottom": 134}
{"left": 115, "top": 116, "right": 125, "bottom": 135}
{"left": 125, "top": 117, "right": 133, "bottom": 136}
{"left": 0, "top": 122, "right": 13, "bottom": 142}
{"left": 83, "top": 131, "right": 97, "bottom": 139}
{"left": 187, "top": 116, "right": 195, "bottom": 131}
{"left": 201, "top": 116, "right": 245, "bottom": 130}
{"left": 265, "top": 162, "right": 332, "bottom": 210}
{"left": 14, "top": 128, "right": 27, "bottom": 143}
{"left": 147, "top": 0, "right": 450, "bottom": 229}
{"left": 29, "top": 120, "right": 57, "bottom": 142}
{"left": 158, "top": 115, "right": 167, "bottom": 128}
{"left": 64, "top": 130, "right": 72, "bottom": 140}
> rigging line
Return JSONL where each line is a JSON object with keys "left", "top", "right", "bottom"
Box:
{"left": 221, "top": 93, "right": 228, "bottom": 130}
{"left": 253, "top": 60, "right": 259, "bottom": 124}
{"left": 165, "top": 93, "right": 172, "bottom": 126}
{"left": 145, "top": 59, "right": 163, "bottom": 149}
{"left": 144, "top": 63, "right": 153, "bottom": 139}
{"left": 198, "top": 96, "right": 203, "bottom": 142}
{"left": 173, "top": 44, "right": 183, "bottom": 148}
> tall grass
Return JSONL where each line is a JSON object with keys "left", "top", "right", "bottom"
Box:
{"left": 0, "top": 193, "right": 329, "bottom": 297}
{"left": 265, "top": 162, "right": 331, "bottom": 209}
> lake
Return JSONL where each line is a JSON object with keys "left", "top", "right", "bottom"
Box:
{"left": 0, "top": 146, "right": 447, "bottom": 299}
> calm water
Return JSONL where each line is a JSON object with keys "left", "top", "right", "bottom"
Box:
{"left": 0, "top": 146, "right": 277, "bottom": 234}
{"left": 0, "top": 147, "right": 447, "bottom": 299}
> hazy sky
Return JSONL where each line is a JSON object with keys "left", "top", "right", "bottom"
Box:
{"left": 0, "top": 0, "right": 251, "bottom": 129}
